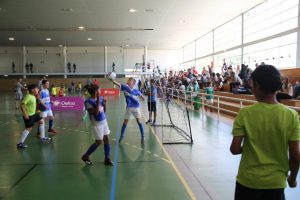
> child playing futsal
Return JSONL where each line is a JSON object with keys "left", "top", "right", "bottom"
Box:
{"left": 230, "top": 65, "right": 300, "bottom": 200}
{"left": 17, "top": 84, "right": 50, "bottom": 149}
{"left": 108, "top": 77, "right": 145, "bottom": 144}
{"left": 81, "top": 84, "right": 113, "bottom": 166}
{"left": 39, "top": 80, "right": 57, "bottom": 134}
{"left": 146, "top": 79, "right": 157, "bottom": 125}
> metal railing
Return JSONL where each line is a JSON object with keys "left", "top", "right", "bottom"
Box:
{"left": 157, "top": 86, "right": 300, "bottom": 119}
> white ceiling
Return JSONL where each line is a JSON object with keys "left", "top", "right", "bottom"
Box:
{"left": 0, "top": 0, "right": 264, "bottom": 49}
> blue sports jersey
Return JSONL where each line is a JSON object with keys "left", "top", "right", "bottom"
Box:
{"left": 85, "top": 97, "right": 106, "bottom": 123}
{"left": 148, "top": 86, "right": 157, "bottom": 102}
{"left": 121, "top": 84, "right": 142, "bottom": 108}
{"left": 40, "top": 89, "right": 51, "bottom": 111}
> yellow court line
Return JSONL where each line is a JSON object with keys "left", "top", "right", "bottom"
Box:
{"left": 142, "top": 114, "right": 197, "bottom": 200}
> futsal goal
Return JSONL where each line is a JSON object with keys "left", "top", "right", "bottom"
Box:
{"left": 153, "top": 87, "right": 193, "bottom": 144}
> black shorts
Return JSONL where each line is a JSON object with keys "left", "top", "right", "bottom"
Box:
{"left": 234, "top": 182, "right": 285, "bottom": 200}
{"left": 147, "top": 102, "right": 157, "bottom": 112}
{"left": 23, "top": 113, "right": 42, "bottom": 128}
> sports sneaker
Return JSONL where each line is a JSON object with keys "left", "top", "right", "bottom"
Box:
{"left": 48, "top": 129, "right": 57, "bottom": 134}
{"left": 40, "top": 137, "right": 51, "bottom": 142}
{"left": 152, "top": 120, "right": 156, "bottom": 125}
{"left": 104, "top": 159, "right": 114, "bottom": 166}
{"left": 146, "top": 120, "right": 152, "bottom": 124}
{"left": 17, "top": 143, "right": 28, "bottom": 149}
{"left": 82, "top": 155, "right": 92, "bottom": 165}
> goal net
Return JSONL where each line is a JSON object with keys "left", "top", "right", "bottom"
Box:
{"left": 153, "top": 87, "right": 193, "bottom": 144}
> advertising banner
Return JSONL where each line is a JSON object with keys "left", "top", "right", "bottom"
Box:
{"left": 51, "top": 97, "right": 84, "bottom": 111}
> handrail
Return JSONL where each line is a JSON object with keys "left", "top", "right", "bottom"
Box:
{"left": 156, "top": 86, "right": 300, "bottom": 118}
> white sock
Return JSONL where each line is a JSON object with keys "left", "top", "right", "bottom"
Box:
{"left": 19, "top": 129, "right": 30, "bottom": 143}
{"left": 39, "top": 124, "right": 45, "bottom": 139}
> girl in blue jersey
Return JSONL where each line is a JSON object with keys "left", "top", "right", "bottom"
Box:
{"left": 109, "top": 77, "right": 145, "bottom": 144}
{"left": 81, "top": 84, "right": 113, "bottom": 166}
{"left": 39, "top": 80, "right": 57, "bottom": 138}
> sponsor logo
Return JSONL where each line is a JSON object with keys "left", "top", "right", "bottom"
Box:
{"left": 61, "top": 101, "right": 76, "bottom": 106}
{"left": 52, "top": 100, "right": 61, "bottom": 107}
{"left": 52, "top": 100, "right": 76, "bottom": 107}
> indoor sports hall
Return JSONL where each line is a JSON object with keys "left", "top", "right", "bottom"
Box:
{"left": 0, "top": 0, "right": 300, "bottom": 200}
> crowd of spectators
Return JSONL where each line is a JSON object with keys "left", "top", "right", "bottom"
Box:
{"left": 154, "top": 61, "right": 300, "bottom": 100}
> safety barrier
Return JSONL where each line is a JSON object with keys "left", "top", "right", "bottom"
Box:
{"left": 157, "top": 86, "right": 300, "bottom": 119}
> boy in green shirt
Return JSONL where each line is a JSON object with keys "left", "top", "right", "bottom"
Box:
{"left": 230, "top": 65, "right": 300, "bottom": 200}
{"left": 205, "top": 82, "right": 214, "bottom": 112}
{"left": 17, "top": 84, "right": 49, "bottom": 149}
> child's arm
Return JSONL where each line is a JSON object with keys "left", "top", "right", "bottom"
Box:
{"left": 230, "top": 136, "right": 244, "bottom": 155}
{"left": 287, "top": 141, "right": 300, "bottom": 188}
{"left": 103, "top": 97, "right": 107, "bottom": 113}
{"left": 21, "top": 103, "right": 29, "bottom": 119}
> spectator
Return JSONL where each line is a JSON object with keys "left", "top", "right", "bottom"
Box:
{"left": 230, "top": 65, "right": 300, "bottom": 200}
{"left": 281, "top": 78, "right": 293, "bottom": 97}
{"left": 67, "top": 62, "right": 71, "bottom": 73}
{"left": 229, "top": 71, "right": 243, "bottom": 92}
{"left": 12, "top": 62, "right": 16, "bottom": 73}
{"left": 214, "top": 73, "right": 224, "bottom": 91}
{"left": 25, "top": 63, "right": 29, "bottom": 73}
{"left": 294, "top": 81, "right": 300, "bottom": 99}
{"left": 193, "top": 79, "right": 201, "bottom": 110}
{"left": 202, "top": 67, "right": 208, "bottom": 75}
{"left": 29, "top": 62, "right": 33, "bottom": 73}
{"left": 73, "top": 63, "right": 77, "bottom": 73}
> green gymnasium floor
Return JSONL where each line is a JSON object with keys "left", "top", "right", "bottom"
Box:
{"left": 0, "top": 83, "right": 299, "bottom": 200}
{"left": 0, "top": 93, "right": 193, "bottom": 200}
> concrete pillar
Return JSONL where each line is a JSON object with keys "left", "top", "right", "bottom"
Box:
{"left": 144, "top": 45, "right": 148, "bottom": 68}
{"left": 296, "top": 0, "right": 300, "bottom": 67}
{"left": 104, "top": 46, "right": 108, "bottom": 74}
{"left": 23, "top": 46, "right": 26, "bottom": 79}
{"left": 241, "top": 13, "right": 244, "bottom": 64}
{"left": 63, "top": 46, "right": 67, "bottom": 78}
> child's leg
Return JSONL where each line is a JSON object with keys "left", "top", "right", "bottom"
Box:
{"left": 15, "top": 100, "right": 19, "bottom": 109}
{"left": 147, "top": 111, "right": 152, "bottom": 123}
{"left": 19, "top": 127, "right": 32, "bottom": 144}
{"left": 82, "top": 140, "right": 101, "bottom": 165}
{"left": 103, "top": 135, "right": 113, "bottom": 165}
{"left": 48, "top": 116, "right": 54, "bottom": 131}
{"left": 119, "top": 119, "right": 129, "bottom": 142}
{"left": 38, "top": 119, "right": 46, "bottom": 139}
{"left": 146, "top": 102, "right": 152, "bottom": 123}
{"left": 136, "top": 118, "right": 144, "bottom": 142}
{"left": 84, "top": 140, "right": 101, "bottom": 157}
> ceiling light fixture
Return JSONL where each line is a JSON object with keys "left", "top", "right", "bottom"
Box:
{"left": 46, "top": 38, "right": 52, "bottom": 41}
{"left": 78, "top": 26, "right": 85, "bottom": 30}
{"left": 61, "top": 8, "right": 74, "bottom": 12}
{"left": 58, "top": 45, "right": 63, "bottom": 47}
{"left": 88, "top": 38, "right": 93, "bottom": 41}
{"left": 128, "top": 9, "right": 136, "bottom": 13}
{"left": 8, "top": 37, "right": 15, "bottom": 41}
{"left": 125, "top": 44, "right": 130, "bottom": 47}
